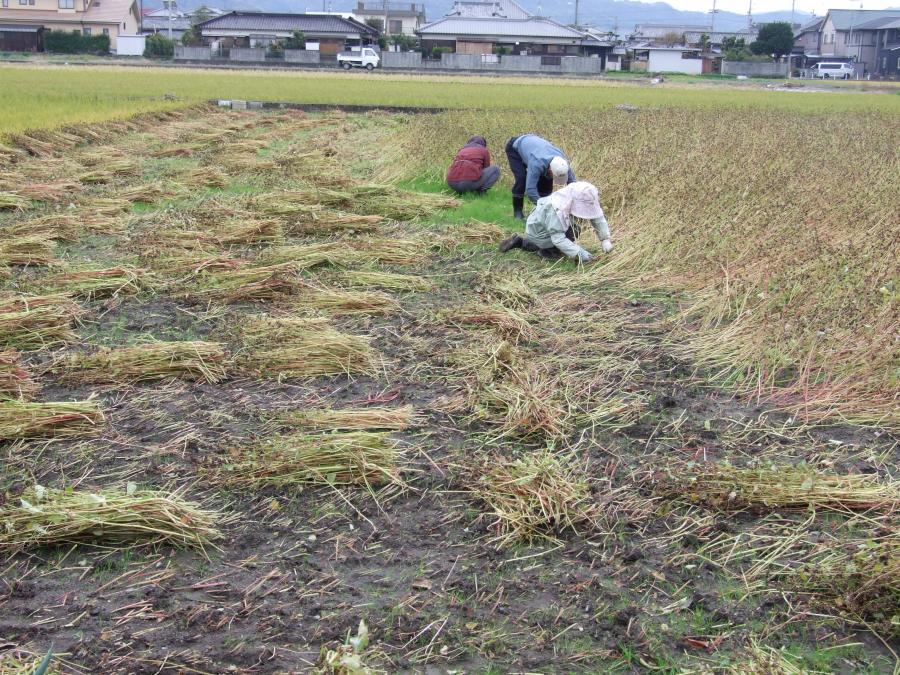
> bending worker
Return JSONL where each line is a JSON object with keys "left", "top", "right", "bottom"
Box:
{"left": 499, "top": 181, "right": 614, "bottom": 263}
{"left": 505, "top": 133, "right": 576, "bottom": 219}
{"left": 446, "top": 135, "right": 501, "bottom": 194}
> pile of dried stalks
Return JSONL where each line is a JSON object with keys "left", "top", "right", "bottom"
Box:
{"left": 15, "top": 180, "right": 81, "bottom": 203}
{"left": 37, "top": 266, "right": 148, "bottom": 299}
{"left": 179, "top": 263, "right": 302, "bottom": 302}
{"left": 0, "top": 294, "right": 82, "bottom": 350}
{"left": 470, "top": 448, "right": 599, "bottom": 546}
{"left": 0, "top": 484, "right": 221, "bottom": 551}
{"left": 0, "top": 235, "right": 56, "bottom": 266}
{"left": 0, "top": 399, "right": 104, "bottom": 440}
{"left": 237, "top": 316, "right": 377, "bottom": 378}
{"left": 0, "top": 192, "right": 30, "bottom": 211}
{"left": 0, "top": 350, "right": 37, "bottom": 400}
{"left": 284, "top": 212, "right": 384, "bottom": 236}
{"left": 214, "top": 431, "right": 402, "bottom": 488}
{"left": 277, "top": 405, "right": 417, "bottom": 431}
{"left": 337, "top": 270, "right": 432, "bottom": 292}
{"left": 291, "top": 283, "right": 399, "bottom": 315}
{"left": 57, "top": 341, "right": 229, "bottom": 384}
{"left": 663, "top": 463, "right": 900, "bottom": 512}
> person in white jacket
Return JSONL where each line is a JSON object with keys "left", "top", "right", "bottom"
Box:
{"left": 499, "top": 181, "right": 613, "bottom": 263}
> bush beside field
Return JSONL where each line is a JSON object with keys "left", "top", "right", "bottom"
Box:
{"left": 393, "top": 109, "right": 899, "bottom": 424}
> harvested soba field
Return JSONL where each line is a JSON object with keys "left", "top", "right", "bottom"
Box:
{"left": 0, "top": 106, "right": 896, "bottom": 674}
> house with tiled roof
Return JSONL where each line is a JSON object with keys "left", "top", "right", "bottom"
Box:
{"left": 795, "top": 8, "right": 900, "bottom": 73}
{"left": 416, "top": 0, "right": 607, "bottom": 59}
{"left": 0, "top": 0, "right": 139, "bottom": 51}
{"left": 197, "top": 11, "right": 379, "bottom": 54}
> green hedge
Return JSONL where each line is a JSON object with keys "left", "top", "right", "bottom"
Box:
{"left": 44, "top": 30, "right": 110, "bottom": 54}
{"left": 144, "top": 33, "right": 174, "bottom": 58}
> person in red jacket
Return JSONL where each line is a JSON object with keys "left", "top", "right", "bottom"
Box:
{"left": 446, "top": 136, "right": 501, "bottom": 194}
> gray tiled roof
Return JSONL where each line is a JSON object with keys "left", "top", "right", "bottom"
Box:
{"left": 853, "top": 15, "right": 900, "bottom": 30}
{"left": 418, "top": 16, "right": 585, "bottom": 39}
{"left": 199, "top": 11, "right": 379, "bottom": 35}
{"left": 826, "top": 8, "right": 900, "bottom": 30}
{"left": 449, "top": 0, "right": 530, "bottom": 20}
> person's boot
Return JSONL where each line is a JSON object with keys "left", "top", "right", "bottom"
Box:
{"left": 512, "top": 196, "right": 525, "bottom": 221}
{"left": 499, "top": 234, "right": 523, "bottom": 252}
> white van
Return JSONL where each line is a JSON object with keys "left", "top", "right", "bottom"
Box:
{"left": 811, "top": 62, "right": 854, "bottom": 79}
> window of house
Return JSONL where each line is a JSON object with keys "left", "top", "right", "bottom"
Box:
{"left": 102, "top": 27, "right": 109, "bottom": 35}
{"left": 19, "top": 0, "right": 27, "bottom": 5}
{"left": 2, "top": 0, "right": 8, "bottom": 7}
{"left": 83, "top": 26, "right": 91, "bottom": 35}
{"left": 388, "top": 19, "right": 402, "bottom": 33}
{"left": 682, "top": 51, "right": 701, "bottom": 59}
{"left": 59, "top": 0, "right": 74, "bottom": 7}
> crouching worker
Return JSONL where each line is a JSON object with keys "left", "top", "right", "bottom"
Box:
{"left": 499, "top": 181, "right": 613, "bottom": 263}
{"left": 446, "top": 136, "right": 501, "bottom": 194}
{"left": 505, "top": 133, "right": 576, "bottom": 219}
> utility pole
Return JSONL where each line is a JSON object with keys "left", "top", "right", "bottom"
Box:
{"left": 790, "top": 0, "right": 795, "bottom": 27}
{"left": 710, "top": 0, "right": 717, "bottom": 33}
{"left": 167, "top": 0, "right": 173, "bottom": 40}
{"left": 574, "top": 0, "right": 580, "bottom": 27}
{"left": 384, "top": 0, "right": 389, "bottom": 46}
{"left": 747, "top": 0, "right": 752, "bottom": 30}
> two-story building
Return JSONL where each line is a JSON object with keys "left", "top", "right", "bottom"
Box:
{"left": 0, "top": 0, "right": 139, "bottom": 51}
{"left": 630, "top": 23, "right": 757, "bottom": 48}
{"left": 800, "top": 8, "right": 900, "bottom": 73}
{"left": 352, "top": 1, "right": 424, "bottom": 36}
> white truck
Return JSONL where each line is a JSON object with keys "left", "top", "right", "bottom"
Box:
{"left": 810, "top": 62, "right": 854, "bottom": 79}
{"left": 337, "top": 47, "right": 380, "bottom": 70}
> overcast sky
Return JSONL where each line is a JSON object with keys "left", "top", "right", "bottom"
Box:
{"left": 653, "top": 0, "right": 891, "bottom": 16}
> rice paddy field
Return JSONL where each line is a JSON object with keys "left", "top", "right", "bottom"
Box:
{"left": 0, "top": 68, "right": 898, "bottom": 673}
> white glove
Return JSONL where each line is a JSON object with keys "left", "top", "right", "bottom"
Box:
{"left": 576, "top": 249, "right": 594, "bottom": 263}
{"left": 602, "top": 239, "right": 614, "bottom": 253}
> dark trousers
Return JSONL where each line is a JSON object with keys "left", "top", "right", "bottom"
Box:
{"left": 447, "top": 165, "right": 501, "bottom": 194}
{"left": 521, "top": 224, "right": 579, "bottom": 258}
{"left": 505, "top": 136, "right": 552, "bottom": 202}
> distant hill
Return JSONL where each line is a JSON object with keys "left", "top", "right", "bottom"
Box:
{"left": 170, "top": 0, "right": 812, "bottom": 34}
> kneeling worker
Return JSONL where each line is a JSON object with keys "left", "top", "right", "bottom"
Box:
{"left": 499, "top": 181, "right": 613, "bottom": 263}
{"left": 446, "top": 136, "right": 501, "bottom": 194}
{"left": 505, "top": 133, "right": 576, "bottom": 219}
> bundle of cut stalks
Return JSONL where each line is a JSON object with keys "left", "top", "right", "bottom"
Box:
{"left": 151, "top": 143, "right": 203, "bottom": 158}
{"left": 0, "top": 294, "right": 82, "bottom": 350}
{"left": 337, "top": 270, "right": 432, "bottom": 292}
{"left": 77, "top": 169, "right": 113, "bottom": 185}
{"left": 0, "top": 484, "right": 221, "bottom": 551}
{"left": 148, "top": 253, "right": 244, "bottom": 276}
{"left": 106, "top": 157, "right": 141, "bottom": 176}
{"left": 38, "top": 266, "right": 148, "bottom": 299}
{"left": 471, "top": 448, "right": 598, "bottom": 546}
{"left": 2, "top": 214, "right": 81, "bottom": 241}
{"left": 284, "top": 212, "right": 385, "bottom": 236}
{"left": 57, "top": 341, "right": 229, "bottom": 384}
{"left": 255, "top": 243, "right": 344, "bottom": 269}
{"left": 116, "top": 182, "right": 175, "bottom": 204}
{"left": 15, "top": 180, "right": 81, "bottom": 203}
{"left": 214, "top": 431, "right": 402, "bottom": 488}
{"left": 174, "top": 166, "right": 229, "bottom": 189}
{"left": 0, "top": 400, "right": 104, "bottom": 440}
{"left": 278, "top": 405, "right": 417, "bottom": 431}
{"left": 478, "top": 272, "right": 537, "bottom": 309}
{"left": 0, "top": 192, "right": 30, "bottom": 211}
{"left": 0, "top": 235, "right": 57, "bottom": 266}
{"left": 255, "top": 194, "right": 323, "bottom": 219}
{"left": 474, "top": 367, "right": 572, "bottom": 440}
{"left": 221, "top": 155, "right": 276, "bottom": 174}
{"left": 237, "top": 316, "right": 377, "bottom": 377}
{"left": 0, "top": 350, "right": 37, "bottom": 400}
{"left": 796, "top": 536, "right": 899, "bottom": 634}
{"left": 346, "top": 185, "right": 460, "bottom": 220}
{"left": 80, "top": 197, "right": 130, "bottom": 216}
{"left": 349, "top": 238, "right": 422, "bottom": 266}
{"left": 439, "top": 303, "right": 535, "bottom": 341}
{"left": 666, "top": 463, "right": 900, "bottom": 512}
{"left": 452, "top": 220, "right": 505, "bottom": 245}
{"left": 291, "top": 283, "right": 399, "bottom": 315}
{"left": 181, "top": 263, "right": 302, "bottom": 302}
{"left": 150, "top": 219, "right": 282, "bottom": 249}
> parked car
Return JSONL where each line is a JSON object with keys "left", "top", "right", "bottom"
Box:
{"left": 337, "top": 47, "right": 380, "bottom": 70}
{"left": 811, "top": 62, "right": 854, "bottom": 79}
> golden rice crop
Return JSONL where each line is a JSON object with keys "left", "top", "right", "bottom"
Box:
{"left": 277, "top": 405, "right": 417, "bottom": 431}
{"left": 0, "top": 294, "right": 82, "bottom": 350}
{"left": 283, "top": 212, "right": 385, "bottom": 236}
{"left": 212, "top": 431, "right": 402, "bottom": 488}
{"left": 237, "top": 316, "right": 377, "bottom": 378}
{"left": 291, "top": 283, "right": 399, "bottom": 315}
{"left": 174, "top": 166, "right": 229, "bottom": 188}
{"left": 255, "top": 243, "right": 344, "bottom": 269}
{"left": 80, "top": 197, "right": 130, "bottom": 215}
{"left": 15, "top": 180, "right": 81, "bottom": 203}
{"left": 0, "top": 484, "right": 221, "bottom": 551}
{"left": 0, "top": 399, "right": 104, "bottom": 440}
{"left": 57, "top": 341, "right": 229, "bottom": 384}
{"left": 151, "top": 143, "right": 203, "bottom": 158}
{"left": 116, "top": 182, "right": 175, "bottom": 203}
{"left": 2, "top": 214, "right": 81, "bottom": 241}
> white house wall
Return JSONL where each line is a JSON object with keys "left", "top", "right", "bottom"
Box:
{"left": 647, "top": 49, "right": 702, "bottom": 74}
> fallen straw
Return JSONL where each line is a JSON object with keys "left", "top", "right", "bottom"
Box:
{"left": 277, "top": 405, "right": 417, "bottom": 431}
{"left": 0, "top": 484, "right": 222, "bottom": 551}
{"left": 56, "top": 341, "right": 229, "bottom": 384}
{"left": 0, "top": 399, "right": 104, "bottom": 440}
{"left": 0, "top": 294, "right": 82, "bottom": 350}
{"left": 0, "top": 350, "right": 38, "bottom": 400}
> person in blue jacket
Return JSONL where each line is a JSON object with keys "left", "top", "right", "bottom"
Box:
{"left": 505, "top": 134, "right": 577, "bottom": 219}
